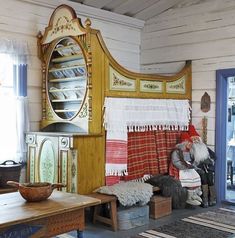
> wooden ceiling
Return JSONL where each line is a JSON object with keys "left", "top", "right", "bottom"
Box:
{"left": 68, "top": 0, "right": 184, "bottom": 21}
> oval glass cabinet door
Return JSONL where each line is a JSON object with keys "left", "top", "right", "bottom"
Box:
{"left": 47, "top": 37, "right": 87, "bottom": 120}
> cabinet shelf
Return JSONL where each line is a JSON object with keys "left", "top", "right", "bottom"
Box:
{"left": 49, "top": 65, "right": 85, "bottom": 72}
{"left": 49, "top": 76, "right": 85, "bottom": 83}
{"left": 55, "top": 109, "right": 78, "bottom": 113}
{"left": 49, "top": 88, "right": 84, "bottom": 93}
{"left": 51, "top": 99, "right": 83, "bottom": 103}
{"left": 52, "top": 54, "right": 84, "bottom": 63}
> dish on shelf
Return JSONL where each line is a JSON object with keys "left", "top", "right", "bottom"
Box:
{"left": 65, "top": 111, "right": 76, "bottom": 118}
{"left": 62, "top": 87, "right": 77, "bottom": 99}
{"left": 74, "top": 67, "right": 86, "bottom": 76}
{"left": 63, "top": 69, "right": 76, "bottom": 78}
{"left": 63, "top": 39, "right": 74, "bottom": 46}
{"left": 74, "top": 87, "right": 84, "bottom": 98}
{"left": 71, "top": 45, "right": 82, "bottom": 55}
{"left": 57, "top": 47, "right": 74, "bottom": 57}
{"left": 49, "top": 87, "right": 65, "bottom": 100}
{"left": 56, "top": 44, "right": 64, "bottom": 49}
{"left": 51, "top": 70, "right": 65, "bottom": 79}
{"left": 55, "top": 58, "right": 84, "bottom": 68}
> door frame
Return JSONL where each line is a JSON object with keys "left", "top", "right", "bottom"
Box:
{"left": 216, "top": 68, "right": 235, "bottom": 202}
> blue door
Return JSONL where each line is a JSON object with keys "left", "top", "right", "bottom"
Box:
{"left": 216, "top": 68, "right": 235, "bottom": 203}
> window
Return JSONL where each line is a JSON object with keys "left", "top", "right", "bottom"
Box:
{"left": 0, "top": 53, "right": 29, "bottom": 163}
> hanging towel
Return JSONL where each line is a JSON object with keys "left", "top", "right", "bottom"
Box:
{"left": 105, "top": 130, "right": 128, "bottom": 176}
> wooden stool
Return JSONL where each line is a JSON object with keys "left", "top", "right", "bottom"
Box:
{"left": 88, "top": 193, "right": 117, "bottom": 231}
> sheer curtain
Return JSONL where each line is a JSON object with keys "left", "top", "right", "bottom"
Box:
{"left": 0, "top": 39, "right": 29, "bottom": 163}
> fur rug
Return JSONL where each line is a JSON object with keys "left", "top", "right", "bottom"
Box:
{"left": 145, "top": 174, "right": 188, "bottom": 209}
{"left": 95, "top": 181, "right": 153, "bottom": 206}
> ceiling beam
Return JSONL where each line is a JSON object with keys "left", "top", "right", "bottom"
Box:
{"left": 134, "top": 0, "right": 183, "bottom": 20}
{"left": 102, "top": 0, "right": 127, "bottom": 11}
{"left": 82, "top": 0, "right": 113, "bottom": 9}
{"left": 125, "top": 0, "right": 160, "bottom": 16}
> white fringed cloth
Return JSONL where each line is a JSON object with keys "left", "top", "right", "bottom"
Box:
{"left": 104, "top": 97, "right": 191, "bottom": 180}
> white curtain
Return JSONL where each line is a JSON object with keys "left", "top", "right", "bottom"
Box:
{"left": 15, "top": 97, "right": 30, "bottom": 162}
{"left": 0, "top": 39, "right": 29, "bottom": 163}
{"left": 0, "top": 39, "right": 28, "bottom": 64}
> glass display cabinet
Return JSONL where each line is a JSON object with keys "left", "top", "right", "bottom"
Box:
{"left": 48, "top": 37, "right": 87, "bottom": 121}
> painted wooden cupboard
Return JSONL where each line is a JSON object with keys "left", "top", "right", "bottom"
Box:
{"left": 26, "top": 4, "right": 192, "bottom": 194}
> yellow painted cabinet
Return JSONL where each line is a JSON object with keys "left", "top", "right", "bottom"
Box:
{"left": 26, "top": 132, "right": 78, "bottom": 193}
{"left": 27, "top": 4, "right": 191, "bottom": 195}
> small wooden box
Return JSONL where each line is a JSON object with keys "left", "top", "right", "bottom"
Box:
{"left": 149, "top": 195, "right": 172, "bottom": 219}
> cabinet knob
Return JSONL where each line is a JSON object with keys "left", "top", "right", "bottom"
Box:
{"left": 60, "top": 137, "right": 69, "bottom": 148}
{"left": 26, "top": 135, "right": 36, "bottom": 144}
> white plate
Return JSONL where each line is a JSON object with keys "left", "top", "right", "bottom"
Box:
{"left": 62, "top": 88, "right": 77, "bottom": 99}
{"left": 57, "top": 48, "right": 73, "bottom": 57}
{"left": 49, "top": 87, "right": 65, "bottom": 100}
{"left": 65, "top": 111, "right": 75, "bottom": 118}
{"left": 63, "top": 39, "right": 74, "bottom": 46}
{"left": 71, "top": 45, "right": 82, "bottom": 55}
{"left": 56, "top": 44, "right": 64, "bottom": 48}
{"left": 51, "top": 70, "right": 65, "bottom": 78}
{"left": 63, "top": 69, "right": 76, "bottom": 78}
{"left": 74, "top": 88, "right": 84, "bottom": 98}
{"left": 75, "top": 67, "right": 86, "bottom": 76}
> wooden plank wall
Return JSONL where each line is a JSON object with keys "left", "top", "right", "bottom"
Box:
{"left": 140, "top": 0, "right": 235, "bottom": 149}
{"left": 1, "top": 0, "right": 143, "bottom": 131}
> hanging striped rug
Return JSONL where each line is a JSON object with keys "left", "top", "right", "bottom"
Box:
{"left": 133, "top": 207, "right": 235, "bottom": 238}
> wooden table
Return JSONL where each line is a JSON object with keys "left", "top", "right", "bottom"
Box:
{"left": 0, "top": 187, "right": 18, "bottom": 194}
{"left": 0, "top": 191, "right": 100, "bottom": 238}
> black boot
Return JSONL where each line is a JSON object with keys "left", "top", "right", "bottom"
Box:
{"left": 201, "top": 184, "right": 209, "bottom": 208}
{"left": 209, "top": 185, "right": 216, "bottom": 206}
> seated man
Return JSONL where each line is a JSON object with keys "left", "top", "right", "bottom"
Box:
{"left": 188, "top": 124, "right": 216, "bottom": 207}
{"left": 169, "top": 132, "right": 202, "bottom": 206}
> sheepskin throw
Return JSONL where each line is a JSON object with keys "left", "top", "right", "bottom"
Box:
{"left": 96, "top": 182, "right": 153, "bottom": 207}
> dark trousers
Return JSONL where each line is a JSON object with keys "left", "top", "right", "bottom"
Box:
{"left": 196, "top": 168, "right": 214, "bottom": 186}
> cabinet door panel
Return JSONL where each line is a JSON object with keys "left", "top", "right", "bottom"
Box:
{"left": 37, "top": 137, "right": 58, "bottom": 183}
{"left": 28, "top": 146, "right": 36, "bottom": 183}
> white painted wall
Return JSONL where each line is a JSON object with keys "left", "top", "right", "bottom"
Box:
{"left": 1, "top": 0, "right": 143, "bottom": 131}
{"left": 141, "top": 0, "right": 235, "bottom": 148}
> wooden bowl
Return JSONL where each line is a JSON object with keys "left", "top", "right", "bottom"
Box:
{"left": 7, "top": 181, "right": 65, "bottom": 202}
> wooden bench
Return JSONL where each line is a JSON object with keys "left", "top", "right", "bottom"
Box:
{"left": 153, "top": 186, "right": 160, "bottom": 193}
{"left": 87, "top": 186, "right": 160, "bottom": 231}
{"left": 87, "top": 193, "right": 118, "bottom": 231}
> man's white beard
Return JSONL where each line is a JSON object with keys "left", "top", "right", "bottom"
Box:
{"left": 190, "top": 142, "right": 210, "bottom": 165}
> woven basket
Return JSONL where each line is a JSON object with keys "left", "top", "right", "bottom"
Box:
{"left": 0, "top": 160, "right": 22, "bottom": 188}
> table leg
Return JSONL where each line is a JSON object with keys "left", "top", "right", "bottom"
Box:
{"left": 77, "top": 230, "right": 84, "bottom": 238}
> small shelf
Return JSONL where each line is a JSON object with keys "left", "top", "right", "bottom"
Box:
{"left": 51, "top": 99, "right": 83, "bottom": 103}
{"left": 52, "top": 54, "right": 84, "bottom": 63}
{"left": 49, "top": 65, "right": 86, "bottom": 72}
{"left": 49, "top": 88, "right": 84, "bottom": 93}
{"left": 53, "top": 44, "right": 79, "bottom": 51}
{"left": 49, "top": 76, "right": 85, "bottom": 83}
{"left": 55, "top": 109, "right": 78, "bottom": 113}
